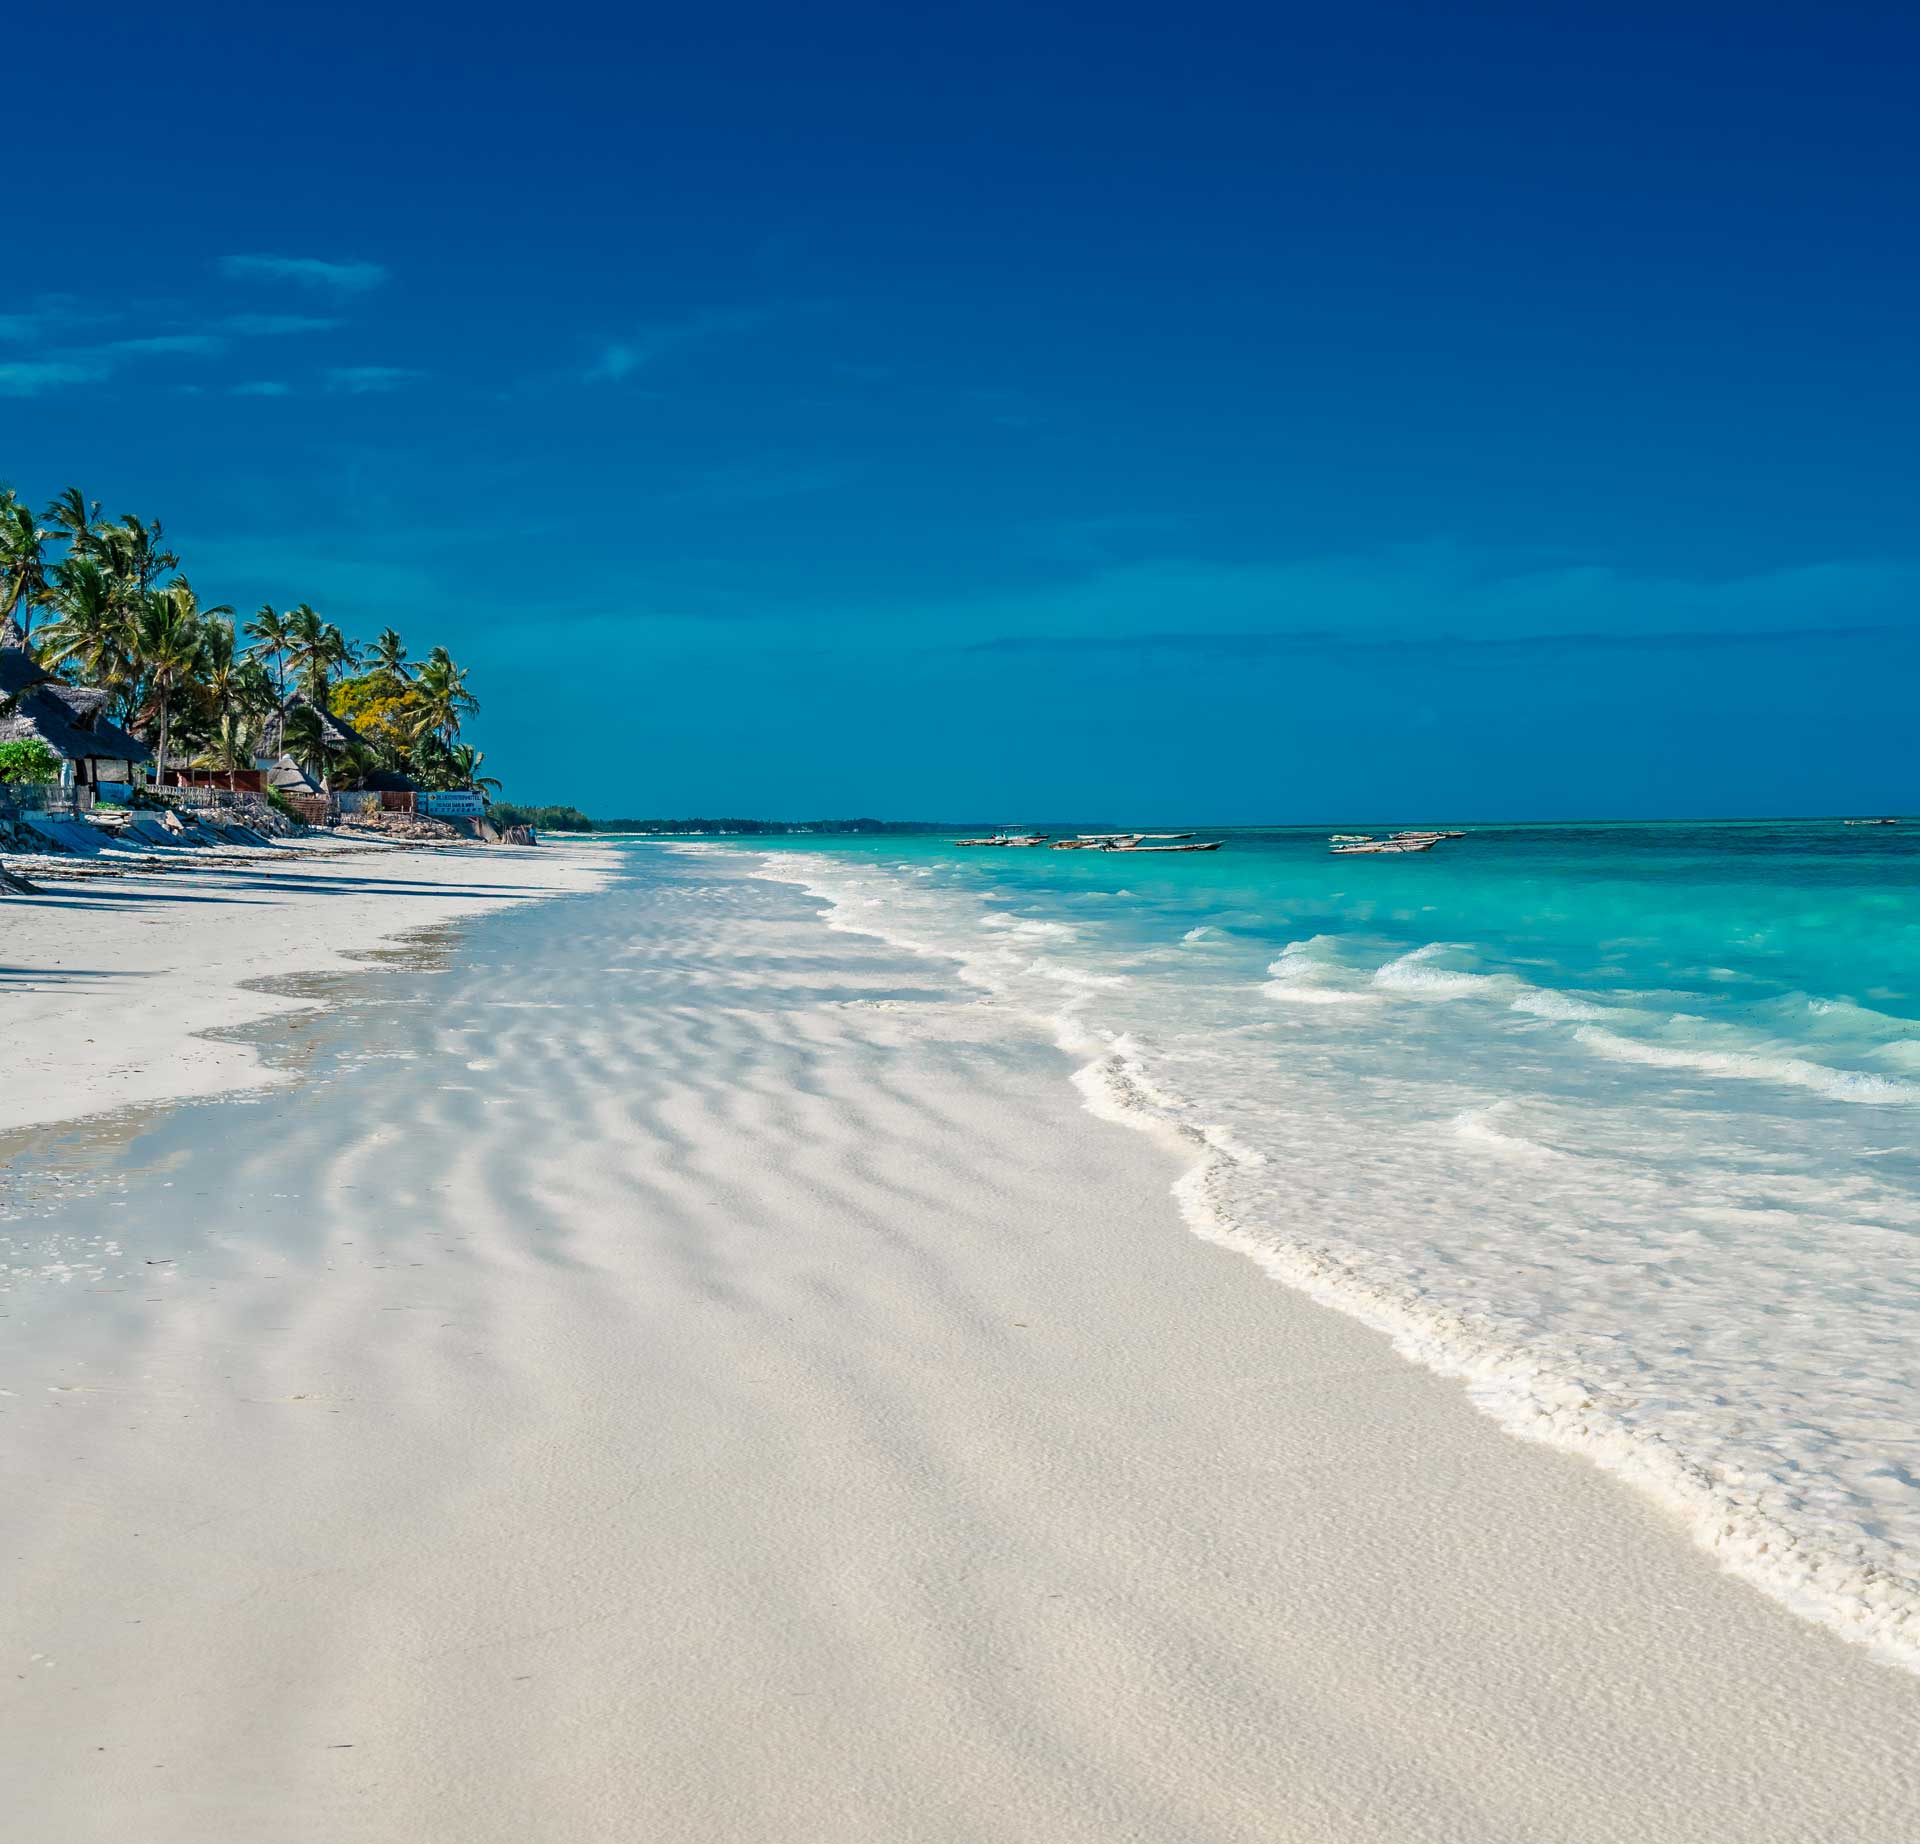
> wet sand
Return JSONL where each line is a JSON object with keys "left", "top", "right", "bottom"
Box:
{"left": 3, "top": 846, "right": 1916, "bottom": 1841}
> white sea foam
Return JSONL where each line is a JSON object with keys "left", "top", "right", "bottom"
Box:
{"left": 1260, "top": 938, "right": 1376, "bottom": 1005}
{"left": 1509, "top": 987, "right": 1610, "bottom": 1022}
{"left": 1574, "top": 1026, "right": 1920, "bottom": 1105}
{"left": 1452, "top": 1102, "right": 1565, "bottom": 1162}
{"left": 1071, "top": 1045, "right": 1920, "bottom": 1675}
{"left": 980, "top": 911, "right": 1079, "bottom": 940}
{"left": 1372, "top": 943, "right": 1510, "bottom": 999}
{"left": 749, "top": 845, "right": 1920, "bottom": 1674}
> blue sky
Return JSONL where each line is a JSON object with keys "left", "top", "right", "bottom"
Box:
{"left": 6, "top": 0, "right": 1916, "bottom": 819}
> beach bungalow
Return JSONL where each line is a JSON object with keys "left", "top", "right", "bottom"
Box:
{"left": 0, "top": 615, "right": 152, "bottom": 793}
{"left": 255, "top": 694, "right": 384, "bottom": 795}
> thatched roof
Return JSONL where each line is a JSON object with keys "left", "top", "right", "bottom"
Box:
{"left": 0, "top": 621, "right": 150, "bottom": 764}
{"left": 0, "top": 681, "right": 151, "bottom": 765}
{"left": 262, "top": 752, "right": 321, "bottom": 794}
{"left": 0, "top": 621, "right": 53, "bottom": 705}
{"left": 263, "top": 693, "right": 378, "bottom": 758}
{"left": 354, "top": 766, "right": 422, "bottom": 792}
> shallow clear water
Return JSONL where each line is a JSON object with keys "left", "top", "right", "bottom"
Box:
{"left": 717, "top": 820, "right": 1920, "bottom": 1666}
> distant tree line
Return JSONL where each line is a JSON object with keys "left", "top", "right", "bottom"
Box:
{"left": 2, "top": 480, "right": 498, "bottom": 798}
{"left": 486, "top": 812, "right": 970, "bottom": 835}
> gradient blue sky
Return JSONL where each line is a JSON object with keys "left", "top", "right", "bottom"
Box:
{"left": 6, "top": 1, "right": 1916, "bottom": 819}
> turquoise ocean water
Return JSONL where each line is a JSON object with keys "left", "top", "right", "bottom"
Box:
{"left": 703, "top": 820, "right": 1920, "bottom": 1666}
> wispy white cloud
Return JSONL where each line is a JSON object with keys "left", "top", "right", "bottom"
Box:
{"left": 231, "top": 380, "right": 292, "bottom": 397}
{"left": 220, "top": 254, "right": 388, "bottom": 294}
{"left": 325, "top": 365, "right": 420, "bottom": 394}
{"left": 585, "top": 308, "right": 774, "bottom": 383}
{"left": 0, "top": 289, "right": 336, "bottom": 396}
{"left": 217, "top": 313, "right": 341, "bottom": 336}
{"left": 0, "top": 358, "right": 110, "bottom": 396}
{"left": 105, "top": 333, "right": 226, "bottom": 357}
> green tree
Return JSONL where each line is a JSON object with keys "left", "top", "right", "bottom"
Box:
{"left": 244, "top": 604, "right": 293, "bottom": 701}
{"left": 366, "top": 627, "right": 411, "bottom": 684}
{"left": 38, "top": 556, "right": 135, "bottom": 708}
{"left": 409, "top": 646, "right": 478, "bottom": 747}
{"left": 0, "top": 492, "right": 51, "bottom": 641}
{"left": 41, "top": 487, "right": 102, "bottom": 563}
{"left": 131, "top": 583, "right": 224, "bottom": 785}
{"left": 191, "top": 619, "right": 276, "bottom": 773}
{"left": 446, "top": 743, "right": 501, "bottom": 803}
{"left": 284, "top": 603, "right": 357, "bottom": 707}
{"left": 282, "top": 701, "right": 335, "bottom": 786}
{"left": 96, "top": 515, "right": 177, "bottom": 595}
{"left": 0, "top": 738, "right": 63, "bottom": 784}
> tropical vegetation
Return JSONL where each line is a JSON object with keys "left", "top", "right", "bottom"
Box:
{"left": 1, "top": 479, "right": 499, "bottom": 800}
{"left": 0, "top": 739, "right": 63, "bottom": 785}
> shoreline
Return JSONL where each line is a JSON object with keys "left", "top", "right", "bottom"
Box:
{"left": 740, "top": 843, "right": 1920, "bottom": 1678}
{"left": 4, "top": 845, "right": 1916, "bottom": 1840}
{"left": 0, "top": 836, "right": 618, "bottom": 1140}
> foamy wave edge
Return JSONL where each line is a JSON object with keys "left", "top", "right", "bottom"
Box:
{"left": 748, "top": 849, "right": 1920, "bottom": 1676}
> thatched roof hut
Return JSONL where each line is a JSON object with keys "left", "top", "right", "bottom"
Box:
{"left": 258, "top": 693, "right": 379, "bottom": 760}
{"left": 0, "top": 615, "right": 151, "bottom": 785}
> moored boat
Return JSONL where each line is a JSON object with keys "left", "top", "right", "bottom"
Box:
{"left": 1107, "top": 838, "right": 1223, "bottom": 853}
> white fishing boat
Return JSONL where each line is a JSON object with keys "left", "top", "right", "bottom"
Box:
{"left": 1107, "top": 838, "right": 1223, "bottom": 853}
{"left": 1330, "top": 836, "right": 1438, "bottom": 855}
{"left": 1329, "top": 834, "right": 1373, "bottom": 844}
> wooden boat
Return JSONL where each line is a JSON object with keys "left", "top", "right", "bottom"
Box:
{"left": 1331, "top": 837, "right": 1438, "bottom": 855}
{"left": 1844, "top": 818, "right": 1900, "bottom": 826}
{"left": 1329, "top": 834, "right": 1373, "bottom": 844}
{"left": 955, "top": 832, "right": 1050, "bottom": 846}
{"left": 1106, "top": 839, "right": 1223, "bottom": 853}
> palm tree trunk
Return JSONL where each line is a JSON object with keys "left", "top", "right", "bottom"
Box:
{"left": 155, "top": 698, "right": 169, "bottom": 788}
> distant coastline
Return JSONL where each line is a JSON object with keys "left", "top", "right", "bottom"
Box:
{"left": 491, "top": 807, "right": 1912, "bottom": 837}
{"left": 488, "top": 806, "right": 1098, "bottom": 836}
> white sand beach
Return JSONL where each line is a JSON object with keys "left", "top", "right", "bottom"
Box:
{"left": 3, "top": 845, "right": 1917, "bottom": 1842}
{"left": 0, "top": 838, "right": 615, "bottom": 1137}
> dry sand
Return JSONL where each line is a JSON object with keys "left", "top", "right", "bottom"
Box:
{"left": 2, "top": 845, "right": 1916, "bottom": 1841}
{"left": 0, "top": 836, "right": 615, "bottom": 1136}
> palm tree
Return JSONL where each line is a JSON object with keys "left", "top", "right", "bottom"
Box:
{"left": 446, "top": 743, "right": 501, "bottom": 804}
{"left": 284, "top": 604, "right": 357, "bottom": 708}
{"left": 409, "top": 646, "right": 478, "bottom": 747}
{"left": 39, "top": 556, "right": 136, "bottom": 710}
{"left": 196, "top": 708, "right": 268, "bottom": 790}
{"left": 367, "top": 626, "right": 411, "bottom": 683}
{"left": 96, "top": 515, "right": 178, "bottom": 594}
{"left": 244, "top": 604, "right": 292, "bottom": 700}
{"left": 196, "top": 619, "right": 273, "bottom": 752}
{"left": 129, "top": 585, "right": 208, "bottom": 787}
{"left": 41, "top": 487, "right": 102, "bottom": 563}
{"left": 282, "top": 702, "right": 335, "bottom": 786}
{"left": 0, "top": 494, "right": 51, "bottom": 642}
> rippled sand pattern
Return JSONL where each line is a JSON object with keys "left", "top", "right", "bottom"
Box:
{"left": 3, "top": 848, "right": 1917, "bottom": 1842}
